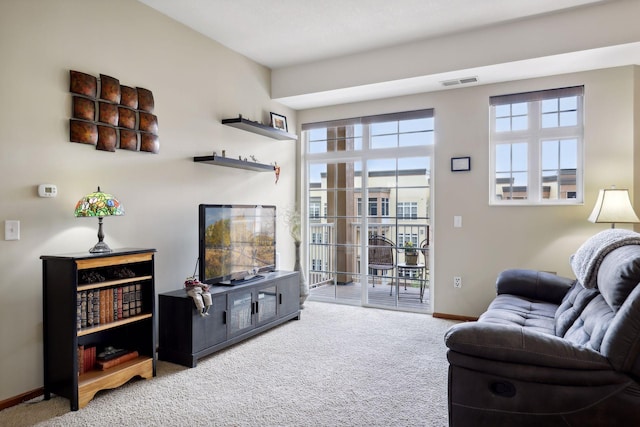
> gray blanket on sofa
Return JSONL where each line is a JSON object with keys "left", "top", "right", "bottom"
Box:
{"left": 570, "top": 228, "right": 640, "bottom": 288}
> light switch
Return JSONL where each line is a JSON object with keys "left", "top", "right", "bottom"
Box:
{"left": 5, "top": 220, "right": 20, "bottom": 240}
{"left": 454, "top": 216, "right": 462, "bottom": 228}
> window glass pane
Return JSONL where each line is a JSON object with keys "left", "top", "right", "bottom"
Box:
{"left": 368, "top": 158, "right": 396, "bottom": 174}
{"left": 353, "top": 136, "right": 363, "bottom": 150}
{"left": 541, "top": 99, "right": 557, "bottom": 113}
{"left": 512, "top": 143, "right": 528, "bottom": 171}
{"left": 308, "top": 140, "right": 326, "bottom": 153}
{"left": 542, "top": 113, "right": 559, "bottom": 128}
{"left": 495, "top": 117, "right": 511, "bottom": 132}
{"left": 371, "top": 121, "right": 397, "bottom": 135}
{"left": 308, "top": 128, "right": 327, "bottom": 141}
{"left": 513, "top": 172, "right": 527, "bottom": 187}
{"left": 542, "top": 140, "right": 559, "bottom": 169}
{"left": 398, "top": 156, "right": 429, "bottom": 172}
{"left": 512, "top": 103, "right": 528, "bottom": 116}
{"left": 560, "top": 139, "right": 577, "bottom": 169}
{"left": 559, "top": 111, "right": 577, "bottom": 126}
{"left": 495, "top": 105, "right": 510, "bottom": 117}
{"left": 371, "top": 134, "right": 397, "bottom": 149}
{"left": 399, "top": 118, "right": 431, "bottom": 133}
{"left": 353, "top": 125, "right": 363, "bottom": 149}
{"left": 560, "top": 96, "right": 577, "bottom": 111}
{"left": 495, "top": 144, "right": 511, "bottom": 172}
{"left": 512, "top": 115, "right": 528, "bottom": 131}
{"left": 399, "top": 132, "right": 432, "bottom": 147}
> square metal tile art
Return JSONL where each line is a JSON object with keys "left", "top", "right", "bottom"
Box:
{"left": 68, "top": 70, "right": 158, "bottom": 153}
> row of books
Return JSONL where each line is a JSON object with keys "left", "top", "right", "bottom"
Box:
{"left": 76, "top": 284, "right": 143, "bottom": 330}
{"left": 78, "top": 345, "right": 140, "bottom": 374}
{"left": 78, "top": 345, "right": 96, "bottom": 374}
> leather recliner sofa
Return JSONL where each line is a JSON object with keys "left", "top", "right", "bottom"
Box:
{"left": 444, "top": 229, "right": 640, "bottom": 426}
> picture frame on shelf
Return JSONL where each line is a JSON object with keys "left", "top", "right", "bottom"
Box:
{"left": 451, "top": 156, "right": 471, "bottom": 172}
{"left": 270, "top": 112, "right": 288, "bottom": 132}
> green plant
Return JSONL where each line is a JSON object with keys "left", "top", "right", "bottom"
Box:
{"left": 404, "top": 241, "right": 417, "bottom": 255}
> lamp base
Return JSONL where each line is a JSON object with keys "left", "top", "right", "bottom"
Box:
{"left": 89, "top": 241, "right": 112, "bottom": 253}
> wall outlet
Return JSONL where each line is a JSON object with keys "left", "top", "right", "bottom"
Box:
{"left": 454, "top": 276, "right": 462, "bottom": 288}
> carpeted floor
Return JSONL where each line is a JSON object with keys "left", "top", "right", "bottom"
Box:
{"left": 0, "top": 301, "right": 458, "bottom": 427}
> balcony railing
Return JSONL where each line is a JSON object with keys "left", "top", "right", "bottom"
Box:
{"left": 308, "top": 222, "right": 430, "bottom": 288}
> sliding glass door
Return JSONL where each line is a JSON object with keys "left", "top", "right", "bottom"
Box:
{"left": 303, "top": 110, "right": 433, "bottom": 313}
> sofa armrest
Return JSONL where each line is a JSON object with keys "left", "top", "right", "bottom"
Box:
{"left": 444, "top": 322, "right": 610, "bottom": 370}
{"left": 496, "top": 269, "right": 575, "bottom": 304}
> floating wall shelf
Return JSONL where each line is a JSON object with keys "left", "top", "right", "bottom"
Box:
{"left": 193, "top": 155, "right": 275, "bottom": 172}
{"left": 222, "top": 116, "right": 298, "bottom": 141}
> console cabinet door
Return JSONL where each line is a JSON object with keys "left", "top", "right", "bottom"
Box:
{"left": 278, "top": 273, "right": 300, "bottom": 318}
{"left": 227, "top": 289, "right": 254, "bottom": 338}
{"left": 194, "top": 294, "right": 227, "bottom": 351}
{"left": 256, "top": 284, "right": 277, "bottom": 325}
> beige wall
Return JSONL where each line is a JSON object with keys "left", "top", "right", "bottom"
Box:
{"left": 2, "top": 0, "right": 639, "bottom": 405}
{"left": 0, "top": 0, "right": 297, "bottom": 401}
{"left": 298, "top": 65, "right": 640, "bottom": 318}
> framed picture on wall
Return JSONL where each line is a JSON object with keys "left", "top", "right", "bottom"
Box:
{"left": 270, "top": 112, "right": 288, "bottom": 132}
{"left": 451, "top": 156, "right": 471, "bottom": 172}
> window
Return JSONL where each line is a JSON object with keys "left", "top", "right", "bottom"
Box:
{"left": 306, "top": 110, "right": 434, "bottom": 154}
{"left": 490, "top": 86, "right": 583, "bottom": 204}
{"left": 397, "top": 202, "right": 418, "bottom": 219}
{"left": 309, "top": 197, "right": 321, "bottom": 219}
{"left": 368, "top": 197, "right": 378, "bottom": 216}
{"left": 398, "top": 233, "right": 418, "bottom": 248}
{"left": 381, "top": 198, "right": 390, "bottom": 216}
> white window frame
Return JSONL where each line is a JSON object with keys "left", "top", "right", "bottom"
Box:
{"left": 489, "top": 86, "right": 584, "bottom": 205}
{"left": 397, "top": 202, "right": 418, "bottom": 219}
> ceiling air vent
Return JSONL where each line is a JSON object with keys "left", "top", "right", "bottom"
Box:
{"left": 441, "top": 76, "right": 478, "bottom": 87}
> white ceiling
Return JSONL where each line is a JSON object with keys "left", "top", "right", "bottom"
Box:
{"left": 138, "top": 0, "right": 607, "bottom": 68}
{"left": 137, "top": 0, "right": 638, "bottom": 109}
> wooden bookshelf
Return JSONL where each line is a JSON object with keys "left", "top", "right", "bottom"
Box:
{"left": 41, "top": 248, "right": 157, "bottom": 410}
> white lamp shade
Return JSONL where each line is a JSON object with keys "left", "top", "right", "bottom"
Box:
{"left": 588, "top": 188, "right": 640, "bottom": 224}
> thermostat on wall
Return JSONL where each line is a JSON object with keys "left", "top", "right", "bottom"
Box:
{"left": 38, "top": 184, "right": 57, "bottom": 198}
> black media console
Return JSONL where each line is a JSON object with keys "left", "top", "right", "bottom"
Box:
{"left": 158, "top": 271, "right": 300, "bottom": 367}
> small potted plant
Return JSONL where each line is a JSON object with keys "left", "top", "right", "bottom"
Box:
{"left": 404, "top": 241, "right": 418, "bottom": 265}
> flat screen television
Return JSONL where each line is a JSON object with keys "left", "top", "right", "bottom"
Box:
{"left": 199, "top": 204, "right": 277, "bottom": 285}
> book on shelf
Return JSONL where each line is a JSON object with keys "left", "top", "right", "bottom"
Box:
{"left": 78, "top": 345, "right": 84, "bottom": 375}
{"left": 96, "top": 350, "right": 139, "bottom": 370}
{"left": 108, "top": 288, "right": 113, "bottom": 323}
{"left": 122, "top": 285, "right": 130, "bottom": 318}
{"left": 113, "top": 287, "right": 118, "bottom": 321}
{"left": 135, "top": 283, "right": 142, "bottom": 315}
{"left": 91, "top": 290, "right": 100, "bottom": 326}
{"left": 117, "top": 286, "right": 123, "bottom": 319}
{"left": 86, "top": 290, "right": 94, "bottom": 327}
{"left": 98, "top": 289, "right": 107, "bottom": 325}
{"left": 78, "top": 292, "right": 86, "bottom": 329}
